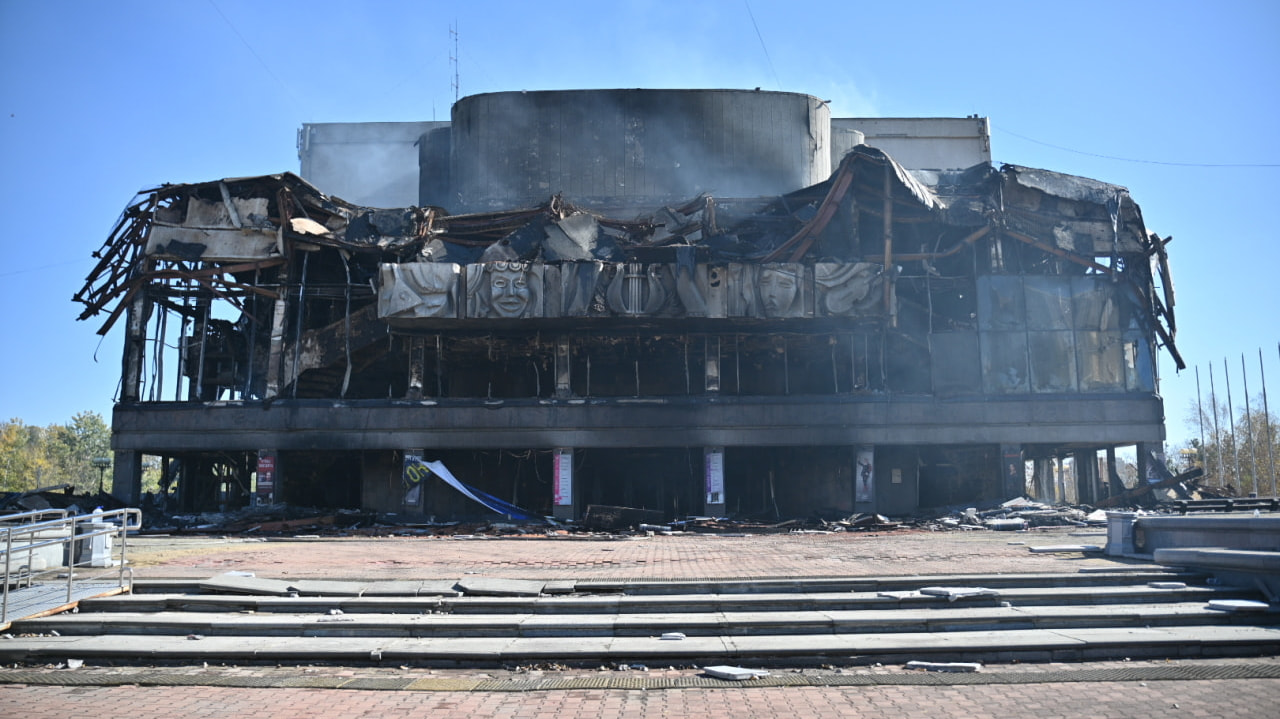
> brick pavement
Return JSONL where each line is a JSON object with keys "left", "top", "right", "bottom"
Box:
{"left": 10, "top": 528, "right": 1264, "bottom": 716}
{"left": 127, "top": 528, "right": 1120, "bottom": 580}
{"left": 3, "top": 680, "right": 1276, "bottom": 718}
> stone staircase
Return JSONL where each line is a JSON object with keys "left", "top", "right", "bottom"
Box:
{"left": 4, "top": 570, "right": 1278, "bottom": 667}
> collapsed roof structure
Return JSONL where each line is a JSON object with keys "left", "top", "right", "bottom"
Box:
{"left": 77, "top": 89, "right": 1179, "bottom": 521}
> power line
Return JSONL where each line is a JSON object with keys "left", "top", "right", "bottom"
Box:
{"left": 206, "top": 0, "right": 302, "bottom": 110}
{"left": 743, "top": 0, "right": 782, "bottom": 91}
{"left": 994, "top": 124, "right": 1280, "bottom": 168}
{"left": 0, "top": 259, "right": 88, "bottom": 278}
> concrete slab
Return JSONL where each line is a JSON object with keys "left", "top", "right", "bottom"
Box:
{"left": 287, "top": 580, "right": 367, "bottom": 596}
{"left": 27, "top": 601, "right": 1251, "bottom": 641}
{"left": 3, "top": 623, "right": 1279, "bottom": 664}
{"left": 541, "top": 580, "right": 577, "bottom": 595}
{"left": 919, "top": 587, "right": 1000, "bottom": 600}
{"left": 1154, "top": 548, "right": 1280, "bottom": 573}
{"left": 456, "top": 578, "right": 544, "bottom": 597}
{"left": 415, "top": 580, "right": 464, "bottom": 596}
{"left": 198, "top": 576, "right": 296, "bottom": 596}
{"left": 356, "top": 581, "right": 430, "bottom": 596}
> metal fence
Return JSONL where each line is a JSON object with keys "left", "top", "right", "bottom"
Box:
{"left": 1, "top": 507, "right": 141, "bottom": 626}
{"left": 1191, "top": 343, "right": 1279, "bottom": 496}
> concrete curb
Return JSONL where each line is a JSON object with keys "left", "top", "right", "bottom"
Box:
{"left": 1, "top": 663, "right": 1279, "bottom": 692}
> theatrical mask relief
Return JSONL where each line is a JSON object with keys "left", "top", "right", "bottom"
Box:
{"left": 377, "top": 261, "right": 886, "bottom": 320}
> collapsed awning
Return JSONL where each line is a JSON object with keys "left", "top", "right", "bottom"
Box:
{"left": 408, "top": 458, "right": 540, "bottom": 521}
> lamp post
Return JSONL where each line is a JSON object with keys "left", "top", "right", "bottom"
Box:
{"left": 92, "top": 456, "right": 112, "bottom": 495}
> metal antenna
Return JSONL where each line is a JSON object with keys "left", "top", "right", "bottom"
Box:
{"left": 450, "top": 22, "right": 460, "bottom": 104}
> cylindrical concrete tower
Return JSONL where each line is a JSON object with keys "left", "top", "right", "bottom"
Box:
{"left": 447, "top": 89, "right": 831, "bottom": 210}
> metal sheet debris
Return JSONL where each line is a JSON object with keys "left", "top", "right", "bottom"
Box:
{"left": 905, "top": 660, "right": 982, "bottom": 673}
{"left": 703, "top": 665, "right": 770, "bottom": 680}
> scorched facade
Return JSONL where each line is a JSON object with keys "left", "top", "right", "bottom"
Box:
{"left": 76, "top": 89, "right": 1181, "bottom": 521}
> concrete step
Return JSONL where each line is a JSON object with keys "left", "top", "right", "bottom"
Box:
{"left": 571, "top": 571, "right": 1207, "bottom": 595}
{"left": 126, "top": 570, "right": 1204, "bottom": 596}
{"left": 2, "top": 624, "right": 1278, "bottom": 666}
{"left": 15, "top": 602, "right": 1279, "bottom": 639}
{"left": 79, "top": 583, "right": 1253, "bottom": 615}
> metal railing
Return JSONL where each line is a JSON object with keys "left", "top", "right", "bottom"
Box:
{"left": 1, "top": 507, "right": 142, "bottom": 625}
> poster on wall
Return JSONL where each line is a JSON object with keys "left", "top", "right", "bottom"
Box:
{"left": 554, "top": 449, "right": 573, "bottom": 506}
{"left": 855, "top": 447, "right": 874, "bottom": 504}
{"left": 256, "top": 451, "right": 276, "bottom": 501}
{"left": 402, "top": 452, "right": 427, "bottom": 508}
{"left": 704, "top": 447, "right": 724, "bottom": 505}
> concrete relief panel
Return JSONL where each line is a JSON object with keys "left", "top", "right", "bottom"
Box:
{"left": 815, "top": 263, "right": 882, "bottom": 317}
{"left": 559, "top": 261, "right": 605, "bottom": 316}
{"left": 377, "top": 263, "right": 462, "bottom": 319}
{"left": 703, "top": 265, "right": 728, "bottom": 318}
{"left": 726, "top": 264, "right": 754, "bottom": 317}
{"left": 605, "top": 263, "right": 668, "bottom": 316}
{"left": 674, "top": 261, "right": 709, "bottom": 317}
{"left": 466, "top": 261, "right": 545, "bottom": 318}
{"left": 726, "top": 263, "right": 812, "bottom": 318}
{"left": 756, "top": 264, "right": 809, "bottom": 318}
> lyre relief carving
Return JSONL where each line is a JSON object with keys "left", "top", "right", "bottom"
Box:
{"left": 606, "top": 263, "right": 666, "bottom": 316}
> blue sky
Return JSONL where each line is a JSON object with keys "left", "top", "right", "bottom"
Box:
{"left": 1, "top": 0, "right": 1277, "bottom": 452}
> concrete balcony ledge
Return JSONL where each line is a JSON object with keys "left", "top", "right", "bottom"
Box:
{"left": 1138, "top": 515, "right": 1280, "bottom": 534}
{"left": 1153, "top": 547, "right": 1280, "bottom": 603}
{"left": 1153, "top": 548, "right": 1280, "bottom": 575}
{"left": 1134, "top": 515, "right": 1280, "bottom": 554}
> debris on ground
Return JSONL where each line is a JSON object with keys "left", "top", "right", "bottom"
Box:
{"left": 121, "top": 472, "right": 1272, "bottom": 540}
{"left": 703, "top": 665, "right": 770, "bottom": 680}
{"left": 0, "top": 485, "right": 126, "bottom": 514}
{"left": 905, "top": 660, "right": 981, "bottom": 673}
{"left": 1027, "top": 544, "right": 1104, "bottom": 554}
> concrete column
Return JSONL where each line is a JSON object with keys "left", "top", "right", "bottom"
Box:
{"left": 704, "top": 336, "right": 720, "bottom": 393}
{"left": 555, "top": 336, "right": 571, "bottom": 398}
{"left": 406, "top": 337, "right": 425, "bottom": 399}
{"left": 1075, "top": 449, "right": 1099, "bottom": 505}
{"left": 263, "top": 293, "right": 289, "bottom": 399}
{"left": 1032, "top": 458, "right": 1054, "bottom": 501}
{"left": 1054, "top": 456, "right": 1068, "bottom": 503}
{"left": 120, "top": 290, "right": 148, "bottom": 403}
{"left": 109, "top": 450, "right": 143, "bottom": 505}
{"left": 1105, "top": 447, "right": 1120, "bottom": 496}
{"left": 704, "top": 447, "right": 726, "bottom": 516}
{"left": 552, "top": 448, "right": 575, "bottom": 520}
{"left": 1001, "top": 444, "right": 1024, "bottom": 499}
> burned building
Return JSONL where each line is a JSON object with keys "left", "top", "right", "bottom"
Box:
{"left": 76, "top": 89, "right": 1181, "bottom": 520}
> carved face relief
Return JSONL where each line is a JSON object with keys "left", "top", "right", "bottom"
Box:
{"left": 488, "top": 262, "right": 533, "bottom": 318}
{"left": 758, "top": 266, "right": 800, "bottom": 317}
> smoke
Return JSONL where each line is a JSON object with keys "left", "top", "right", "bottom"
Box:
{"left": 448, "top": 89, "right": 832, "bottom": 212}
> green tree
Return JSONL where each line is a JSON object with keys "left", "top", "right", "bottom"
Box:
{"left": 0, "top": 419, "right": 46, "bottom": 492}
{"left": 0, "top": 412, "right": 113, "bottom": 495}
